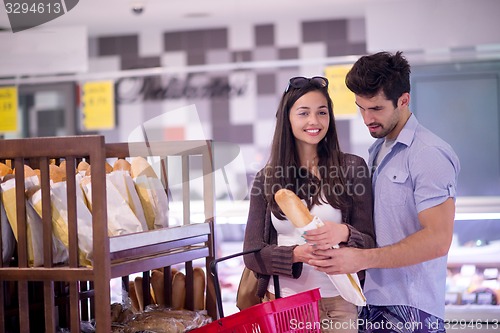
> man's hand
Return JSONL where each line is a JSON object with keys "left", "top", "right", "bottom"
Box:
{"left": 308, "top": 247, "right": 368, "bottom": 274}
{"left": 293, "top": 243, "right": 330, "bottom": 263}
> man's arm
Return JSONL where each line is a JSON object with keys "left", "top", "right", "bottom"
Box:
{"left": 310, "top": 198, "right": 455, "bottom": 274}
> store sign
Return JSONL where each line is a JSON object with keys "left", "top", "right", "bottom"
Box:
{"left": 0, "top": 86, "right": 18, "bottom": 133}
{"left": 81, "top": 80, "right": 115, "bottom": 131}
{"left": 115, "top": 74, "right": 247, "bottom": 104}
{"left": 324, "top": 64, "right": 357, "bottom": 118}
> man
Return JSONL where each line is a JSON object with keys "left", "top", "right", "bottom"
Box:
{"left": 309, "top": 51, "right": 460, "bottom": 332}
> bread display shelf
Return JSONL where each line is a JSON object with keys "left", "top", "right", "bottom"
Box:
{"left": 0, "top": 135, "right": 216, "bottom": 333}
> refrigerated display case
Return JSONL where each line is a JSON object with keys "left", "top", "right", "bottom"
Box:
{"left": 445, "top": 197, "right": 500, "bottom": 332}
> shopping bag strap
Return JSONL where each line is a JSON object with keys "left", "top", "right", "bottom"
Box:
{"left": 210, "top": 248, "right": 280, "bottom": 318}
{"left": 273, "top": 274, "right": 281, "bottom": 299}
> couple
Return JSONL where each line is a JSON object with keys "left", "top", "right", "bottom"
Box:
{"left": 243, "top": 51, "right": 460, "bottom": 333}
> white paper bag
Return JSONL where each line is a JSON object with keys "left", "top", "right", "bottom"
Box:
{"left": 1, "top": 175, "right": 68, "bottom": 266}
{"left": 134, "top": 175, "right": 169, "bottom": 230}
{"left": 49, "top": 179, "right": 94, "bottom": 265}
{"left": 297, "top": 216, "right": 367, "bottom": 306}
{"left": 1, "top": 201, "right": 15, "bottom": 266}
{"left": 107, "top": 170, "right": 148, "bottom": 231}
{"left": 27, "top": 190, "right": 69, "bottom": 266}
{"left": 81, "top": 176, "right": 145, "bottom": 236}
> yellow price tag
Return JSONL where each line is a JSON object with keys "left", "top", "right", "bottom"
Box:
{"left": 0, "top": 86, "right": 18, "bottom": 133}
{"left": 81, "top": 81, "right": 115, "bottom": 130}
{"left": 325, "top": 65, "right": 357, "bottom": 118}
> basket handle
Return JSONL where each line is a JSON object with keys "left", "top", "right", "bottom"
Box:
{"left": 210, "top": 248, "right": 280, "bottom": 318}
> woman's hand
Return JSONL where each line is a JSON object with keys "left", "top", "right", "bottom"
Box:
{"left": 302, "top": 222, "right": 349, "bottom": 250}
{"left": 292, "top": 243, "right": 330, "bottom": 263}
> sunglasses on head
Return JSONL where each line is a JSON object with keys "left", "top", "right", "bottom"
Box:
{"left": 284, "top": 76, "right": 329, "bottom": 93}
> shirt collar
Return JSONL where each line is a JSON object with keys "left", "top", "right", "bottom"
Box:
{"left": 396, "top": 113, "right": 417, "bottom": 147}
{"left": 368, "top": 114, "right": 418, "bottom": 164}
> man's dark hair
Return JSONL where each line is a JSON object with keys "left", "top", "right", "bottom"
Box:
{"left": 345, "top": 51, "right": 411, "bottom": 108}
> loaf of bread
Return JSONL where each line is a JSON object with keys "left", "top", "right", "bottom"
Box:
{"left": 275, "top": 189, "right": 366, "bottom": 305}
{"left": 110, "top": 302, "right": 123, "bottom": 322}
{"left": 13, "top": 165, "right": 38, "bottom": 178}
{"left": 150, "top": 270, "right": 165, "bottom": 306}
{"left": 123, "top": 311, "right": 185, "bottom": 333}
{"left": 172, "top": 271, "right": 186, "bottom": 310}
{"left": 85, "top": 162, "right": 113, "bottom": 176}
{"left": 77, "top": 161, "right": 90, "bottom": 173}
{"left": 49, "top": 164, "right": 66, "bottom": 183}
{"left": 193, "top": 267, "right": 206, "bottom": 310}
{"left": 128, "top": 281, "right": 140, "bottom": 313}
{"left": 0, "top": 162, "right": 12, "bottom": 177}
{"left": 134, "top": 276, "right": 145, "bottom": 312}
{"left": 130, "top": 157, "right": 158, "bottom": 179}
{"left": 274, "top": 189, "right": 313, "bottom": 227}
{"left": 113, "top": 159, "right": 131, "bottom": 172}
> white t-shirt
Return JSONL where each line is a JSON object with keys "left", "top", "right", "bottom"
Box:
{"left": 268, "top": 201, "right": 342, "bottom": 298}
{"left": 374, "top": 138, "right": 396, "bottom": 169}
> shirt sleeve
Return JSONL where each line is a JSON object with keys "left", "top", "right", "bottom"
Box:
{"left": 411, "top": 145, "right": 459, "bottom": 213}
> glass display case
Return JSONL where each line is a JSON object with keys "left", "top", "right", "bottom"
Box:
{"left": 445, "top": 197, "right": 500, "bottom": 332}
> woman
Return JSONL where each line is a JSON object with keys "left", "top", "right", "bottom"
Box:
{"left": 243, "top": 76, "right": 375, "bottom": 332}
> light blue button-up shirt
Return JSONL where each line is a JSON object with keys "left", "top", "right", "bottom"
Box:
{"left": 364, "top": 114, "right": 460, "bottom": 319}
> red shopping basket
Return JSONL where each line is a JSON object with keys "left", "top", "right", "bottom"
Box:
{"left": 191, "top": 249, "right": 321, "bottom": 333}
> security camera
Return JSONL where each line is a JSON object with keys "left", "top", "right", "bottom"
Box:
{"left": 131, "top": 1, "right": 145, "bottom": 15}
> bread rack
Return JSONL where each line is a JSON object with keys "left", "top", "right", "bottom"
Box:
{"left": 0, "top": 135, "right": 216, "bottom": 332}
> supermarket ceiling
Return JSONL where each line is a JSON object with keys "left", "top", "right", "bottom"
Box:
{"left": 0, "top": 0, "right": 403, "bottom": 36}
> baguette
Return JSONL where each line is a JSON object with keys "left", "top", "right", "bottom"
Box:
{"left": 193, "top": 267, "right": 206, "bottom": 310}
{"left": 0, "top": 162, "right": 12, "bottom": 177}
{"left": 128, "top": 281, "right": 140, "bottom": 313}
{"left": 274, "top": 189, "right": 313, "bottom": 227}
{"left": 59, "top": 160, "right": 66, "bottom": 171}
{"left": 85, "top": 162, "right": 113, "bottom": 176}
{"left": 150, "top": 270, "right": 165, "bottom": 306}
{"left": 153, "top": 267, "right": 178, "bottom": 277}
{"left": 171, "top": 271, "right": 186, "bottom": 310}
{"left": 49, "top": 164, "right": 66, "bottom": 183}
{"left": 106, "top": 162, "right": 113, "bottom": 174}
{"left": 131, "top": 156, "right": 157, "bottom": 179}
{"left": 77, "top": 161, "right": 90, "bottom": 173}
{"left": 134, "top": 276, "right": 145, "bottom": 312}
{"left": 275, "top": 190, "right": 366, "bottom": 304}
{"left": 113, "top": 158, "right": 131, "bottom": 172}
{"left": 13, "top": 165, "right": 38, "bottom": 178}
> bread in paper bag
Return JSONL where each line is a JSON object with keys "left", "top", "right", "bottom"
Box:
{"left": 77, "top": 161, "right": 90, "bottom": 174}
{"left": 274, "top": 188, "right": 366, "bottom": 306}
{"left": 80, "top": 171, "right": 145, "bottom": 236}
{"left": 85, "top": 161, "right": 113, "bottom": 176}
{"left": 2, "top": 167, "right": 41, "bottom": 265}
{"left": 38, "top": 173, "right": 94, "bottom": 266}
{"left": 27, "top": 184, "right": 70, "bottom": 266}
{"left": 131, "top": 157, "right": 169, "bottom": 230}
{"left": 108, "top": 159, "right": 148, "bottom": 231}
{"left": 1, "top": 166, "right": 68, "bottom": 266}
{"left": 0, "top": 162, "right": 12, "bottom": 178}
{"left": 113, "top": 158, "right": 131, "bottom": 172}
{"left": 1, "top": 185, "right": 15, "bottom": 266}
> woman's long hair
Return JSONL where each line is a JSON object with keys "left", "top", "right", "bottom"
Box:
{"left": 264, "top": 84, "right": 350, "bottom": 219}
